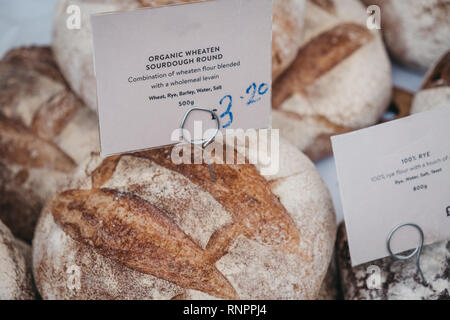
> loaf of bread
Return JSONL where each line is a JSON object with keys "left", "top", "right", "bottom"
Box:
{"left": 0, "top": 219, "right": 36, "bottom": 300}
{"left": 52, "top": 0, "right": 305, "bottom": 111}
{"left": 272, "top": 0, "right": 392, "bottom": 161}
{"left": 362, "top": 0, "right": 450, "bottom": 71}
{"left": 33, "top": 139, "right": 336, "bottom": 300}
{"left": 412, "top": 51, "right": 450, "bottom": 115}
{"left": 0, "top": 47, "right": 99, "bottom": 241}
{"left": 336, "top": 224, "right": 449, "bottom": 300}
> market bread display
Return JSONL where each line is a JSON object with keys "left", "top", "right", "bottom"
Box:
{"left": 411, "top": 51, "right": 450, "bottom": 115}
{"left": 0, "top": 47, "right": 99, "bottom": 241}
{"left": 362, "top": 0, "right": 450, "bottom": 71}
{"left": 336, "top": 224, "right": 450, "bottom": 300}
{"left": 0, "top": 219, "right": 36, "bottom": 300}
{"left": 272, "top": 0, "right": 392, "bottom": 161}
{"left": 33, "top": 139, "right": 336, "bottom": 300}
{"left": 52, "top": 0, "right": 306, "bottom": 111}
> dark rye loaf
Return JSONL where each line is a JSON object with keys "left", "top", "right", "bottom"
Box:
{"left": 0, "top": 47, "right": 99, "bottom": 241}
{"left": 336, "top": 224, "right": 449, "bottom": 300}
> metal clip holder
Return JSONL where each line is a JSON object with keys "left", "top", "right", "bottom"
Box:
{"left": 386, "top": 223, "right": 427, "bottom": 285}
{"left": 180, "top": 107, "right": 220, "bottom": 182}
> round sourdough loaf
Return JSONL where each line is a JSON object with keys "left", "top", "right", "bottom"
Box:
{"left": 411, "top": 51, "right": 450, "bottom": 114}
{"left": 0, "top": 47, "right": 99, "bottom": 241}
{"left": 336, "top": 224, "right": 450, "bottom": 300}
{"left": 52, "top": 0, "right": 305, "bottom": 111}
{"left": 362, "top": 0, "right": 450, "bottom": 71}
{"left": 33, "top": 139, "right": 336, "bottom": 300}
{"left": 272, "top": 0, "right": 392, "bottom": 162}
{"left": 0, "top": 219, "right": 36, "bottom": 300}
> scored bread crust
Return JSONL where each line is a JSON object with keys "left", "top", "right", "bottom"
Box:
{"left": 0, "top": 47, "right": 99, "bottom": 241}
{"left": 411, "top": 51, "right": 450, "bottom": 115}
{"left": 33, "top": 139, "right": 336, "bottom": 300}
{"left": 0, "top": 219, "right": 36, "bottom": 300}
{"left": 52, "top": 0, "right": 305, "bottom": 111}
{"left": 362, "top": 0, "right": 450, "bottom": 72}
{"left": 272, "top": 0, "right": 392, "bottom": 162}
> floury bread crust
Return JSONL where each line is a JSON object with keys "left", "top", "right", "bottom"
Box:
{"left": 0, "top": 219, "right": 36, "bottom": 300}
{"left": 272, "top": 0, "right": 305, "bottom": 80}
{"left": 336, "top": 224, "right": 449, "bottom": 300}
{"left": 411, "top": 51, "right": 450, "bottom": 115}
{"left": 0, "top": 47, "right": 99, "bottom": 241}
{"left": 272, "top": 0, "right": 392, "bottom": 162}
{"left": 33, "top": 139, "right": 336, "bottom": 300}
{"left": 362, "top": 0, "right": 450, "bottom": 72}
{"left": 52, "top": 0, "right": 305, "bottom": 111}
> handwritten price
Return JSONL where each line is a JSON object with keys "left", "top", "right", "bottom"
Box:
{"left": 219, "top": 82, "right": 269, "bottom": 128}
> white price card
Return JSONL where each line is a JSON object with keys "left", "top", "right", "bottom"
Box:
{"left": 332, "top": 106, "right": 450, "bottom": 266}
{"left": 91, "top": 0, "right": 272, "bottom": 156}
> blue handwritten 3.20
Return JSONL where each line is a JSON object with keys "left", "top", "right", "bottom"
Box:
{"left": 219, "top": 82, "right": 269, "bottom": 129}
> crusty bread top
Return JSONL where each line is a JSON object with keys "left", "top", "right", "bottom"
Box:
{"left": 0, "top": 47, "right": 99, "bottom": 241}
{"left": 273, "top": 0, "right": 377, "bottom": 111}
{"left": 272, "top": 23, "right": 374, "bottom": 109}
{"left": 0, "top": 47, "right": 98, "bottom": 170}
{"left": 43, "top": 138, "right": 336, "bottom": 299}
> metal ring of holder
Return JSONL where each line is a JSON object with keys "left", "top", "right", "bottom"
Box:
{"left": 180, "top": 107, "right": 220, "bottom": 182}
{"left": 386, "top": 223, "right": 427, "bottom": 285}
{"left": 181, "top": 107, "right": 220, "bottom": 149}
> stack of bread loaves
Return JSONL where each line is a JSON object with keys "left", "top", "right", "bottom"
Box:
{"left": 411, "top": 51, "right": 450, "bottom": 115}
{"left": 0, "top": 0, "right": 343, "bottom": 301}
{"left": 0, "top": 47, "right": 99, "bottom": 242}
{"left": 272, "top": 0, "right": 392, "bottom": 161}
{"left": 9, "top": 0, "right": 447, "bottom": 301}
